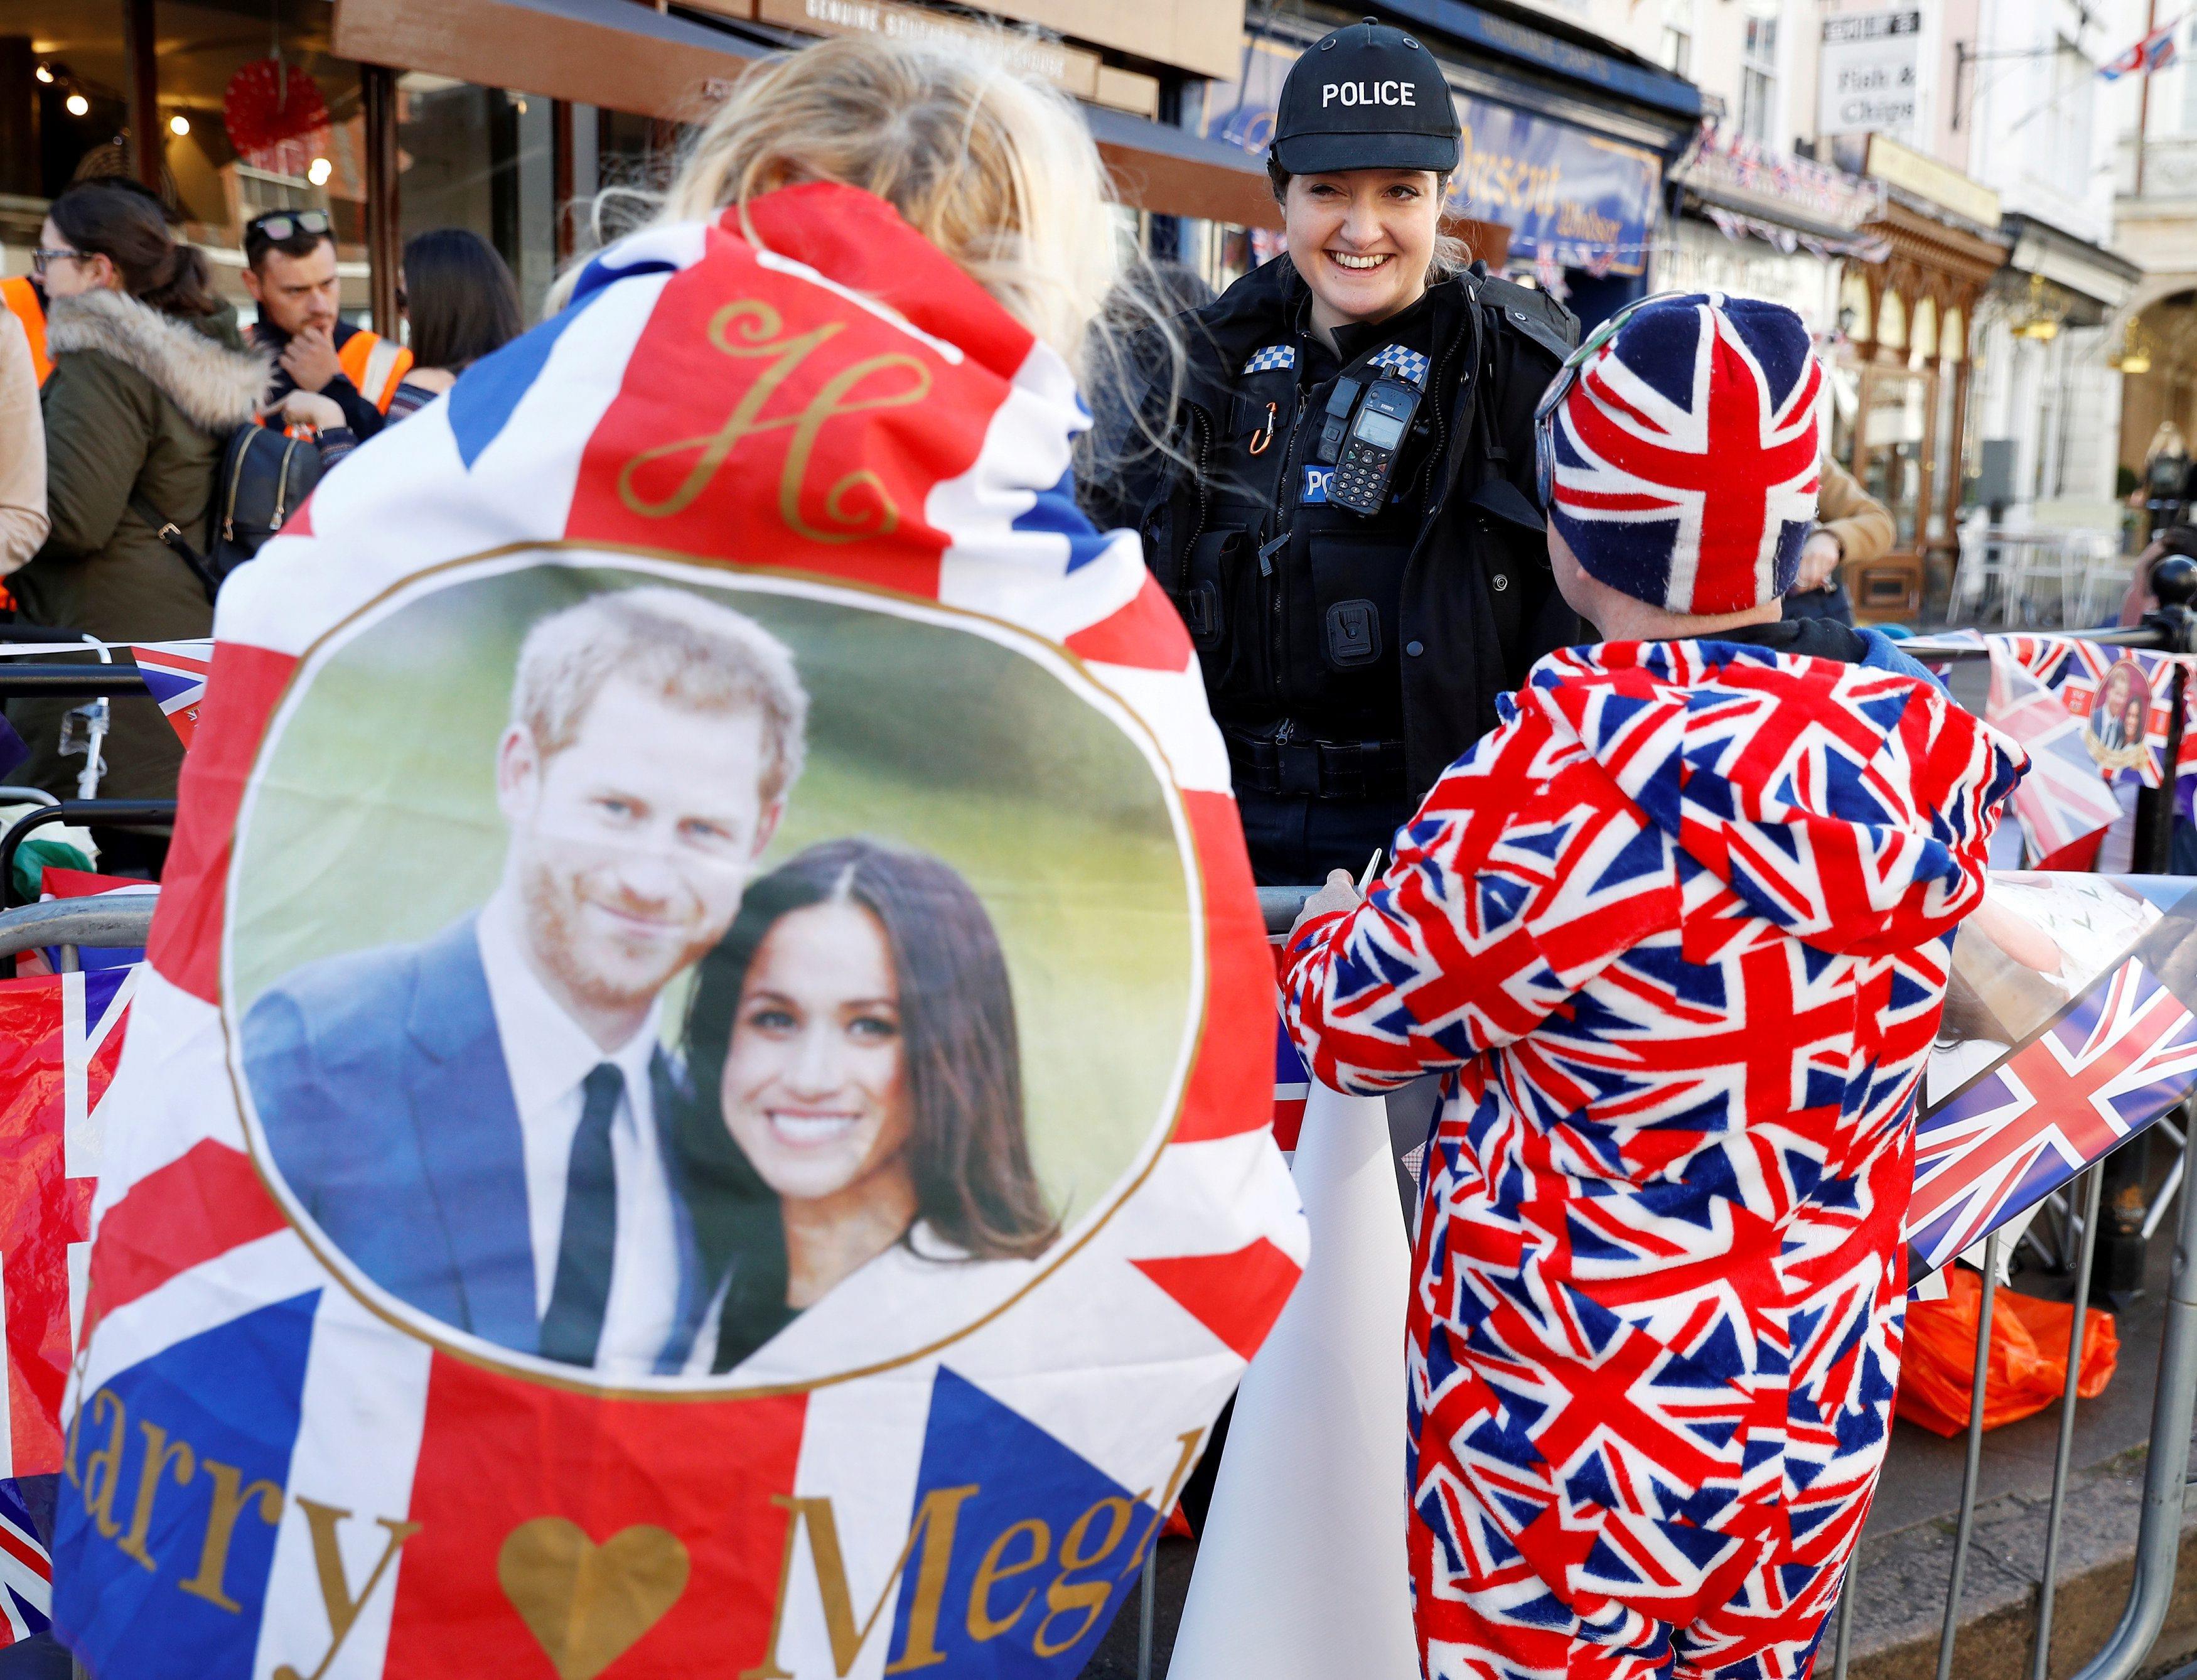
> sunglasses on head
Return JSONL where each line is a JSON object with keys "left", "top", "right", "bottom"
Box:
{"left": 246, "top": 209, "right": 331, "bottom": 243}
{"left": 1532, "top": 289, "right": 1695, "bottom": 510}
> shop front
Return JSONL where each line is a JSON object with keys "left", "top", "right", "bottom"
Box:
{"left": 1967, "top": 214, "right": 2136, "bottom": 531}
{"left": 1662, "top": 123, "right": 1886, "bottom": 340}
{"left": 1189, "top": 1, "right": 1698, "bottom": 326}
{"left": 1829, "top": 136, "right": 2008, "bottom": 622}
{"left": 2, "top": 0, "right": 1283, "bottom": 344}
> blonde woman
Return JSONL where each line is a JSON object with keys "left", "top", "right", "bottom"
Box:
{"left": 553, "top": 32, "right": 1125, "bottom": 369}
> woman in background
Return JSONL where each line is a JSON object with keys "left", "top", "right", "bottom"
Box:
{"left": 0, "top": 310, "right": 46, "bottom": 578}
{"left": 285, "top": 229, "right": 524, "bottom": 458}
{"left": 18, "top": 180, "right": 260, "bottom": 859}
{"left": 387, "top": 229, "right": 522, "bottom": 421}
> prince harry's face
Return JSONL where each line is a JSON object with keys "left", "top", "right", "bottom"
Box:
{"left": 497, "top": 676, "right": 783, "bottom": 1038}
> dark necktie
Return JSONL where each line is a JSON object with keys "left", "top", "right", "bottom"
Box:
{"left": 539, "top": 1063, "right": 623, "bottom": 1366}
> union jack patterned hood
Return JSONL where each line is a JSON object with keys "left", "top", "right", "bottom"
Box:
{"left": 1519, "top": 638, "right": 2026, "bottom": 959}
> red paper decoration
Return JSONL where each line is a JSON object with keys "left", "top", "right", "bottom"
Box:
{"left": 222, "top": 58, "right": 330, "bottom": 164}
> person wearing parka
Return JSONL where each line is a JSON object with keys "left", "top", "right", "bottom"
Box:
{"left": 1784, "top": 453, "right": 1896, "bottom": 625}
{"left": 14, "top": 182, "right": 265, "bottom": 834}
{"left": 1280, "top": 298, "right": 2024, "bottom": 1679}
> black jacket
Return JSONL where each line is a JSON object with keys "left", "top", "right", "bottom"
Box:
{"left": 254, "top": 318, "right": 387, "bottom": 440}
{"left": 1088, "top": 256, "right": 1582, "bottom": 798}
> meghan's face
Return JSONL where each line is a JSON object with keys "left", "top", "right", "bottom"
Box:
{"left": 720, "top": 900, "right": 915, "bottom": 1205}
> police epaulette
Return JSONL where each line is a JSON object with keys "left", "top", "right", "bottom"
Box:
{"left": 1471, "top": 274, "right": 1579, "bottom": 363}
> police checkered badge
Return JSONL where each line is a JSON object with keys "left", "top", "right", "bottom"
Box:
{"left": 1367, "top": 345, "right": 1429, "bottom": 387}
{"left": 1549, "top": 293, "right": 1823, "bottom": 615}
{"left": 1242, "top": 345, "right": 1297, "bottom": 375}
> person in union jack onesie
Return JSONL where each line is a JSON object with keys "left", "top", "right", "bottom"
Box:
{"left": 1279, "top": 293, "right": 2027, "bottom": 1679}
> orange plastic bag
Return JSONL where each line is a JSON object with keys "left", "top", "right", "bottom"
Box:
{"left": 1895, "top": 1268, "right": 2119, "bottom": 1438}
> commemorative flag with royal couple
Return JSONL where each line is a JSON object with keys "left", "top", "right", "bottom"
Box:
{"left": 45, "top": 181, "right": 1308, "bottom": 1680}
{"left": 1985, "top": 634, "right": 2197, "bottom": 860}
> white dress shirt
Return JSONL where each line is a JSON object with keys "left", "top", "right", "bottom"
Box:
{"left": 475, "top": 888, "right": 683, "bottom": 1374}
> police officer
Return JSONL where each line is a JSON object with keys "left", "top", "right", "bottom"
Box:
{"left": 1095, "top": 17, "right": 1581, "bottom": 886}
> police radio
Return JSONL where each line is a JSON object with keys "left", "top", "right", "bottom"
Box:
{"left": 1327, "top": 377, "right": 1421, "bottom": 516}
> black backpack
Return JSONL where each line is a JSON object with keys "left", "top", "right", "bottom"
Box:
{"left": 132, "top": 421, "right": 323, "bottom": 601}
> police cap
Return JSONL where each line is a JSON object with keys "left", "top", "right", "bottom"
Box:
{"left": 1272, "top": 18, "right": 1461, "bottom": 176}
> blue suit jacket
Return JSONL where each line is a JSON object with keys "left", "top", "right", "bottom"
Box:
{"left": 240, "top": 915, "right": 708, "bottom": 1370}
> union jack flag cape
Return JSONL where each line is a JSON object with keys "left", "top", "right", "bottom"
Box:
{"left": 53, "top": 183, "right": 1303, "bottom": 1680}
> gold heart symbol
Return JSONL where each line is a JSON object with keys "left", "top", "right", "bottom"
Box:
{"left": 498, "top": 1517, "right": 691, "bottom": 1680}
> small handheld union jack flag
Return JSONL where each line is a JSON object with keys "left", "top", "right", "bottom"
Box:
{"left": 1986, "top": 643, "right": 2125, "bottom": 865}
{"left": 128, "top": 640, "right": 211, "bottom": 748}
{"left": 1908, "top": 957, "right": 2197, "bottom": 1273}
{"left": 0, "top": 1478, "right": 49, "bottom": 1647}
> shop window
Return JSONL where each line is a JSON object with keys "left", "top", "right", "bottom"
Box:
{"left": 1739, "top": 13, "right": 1778, "bottom": 148}
{"left": 1659, "top": 0, "right": 1693, "bottom": 78}
{"left": 1909, "top": 295, "right": 1938, "bottom": 369}
{"left": 1861, "top": 370, "right": 1929, "bottom": 547}
{"left": 1928, "top": 367, "right": 1957, "bottom": 543}
{"left": 1839, "top": 268, "right": 1872, "bottom": 344}
{"left": 398, "top": 73, "right": 556, "bottom": 321}
{"left": 0, "top": 1, "right": 132, "bottom": 260}
{"left": 1942, "top": 304, "right": 1965, "bottom": 363}
{"left": 151, "top": 0, "right": 363, "bottom": 320}
{"left": 1877, "top": 289, "right": 1908, "bottom": 355}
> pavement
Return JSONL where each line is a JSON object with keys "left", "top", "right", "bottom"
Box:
{"left": 1078, "top": 1194, "right": 2195, "bottom": 1680}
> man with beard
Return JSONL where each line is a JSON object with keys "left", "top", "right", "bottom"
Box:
{"left": 242, "top": 587, "right": 808, "bottom": 1376}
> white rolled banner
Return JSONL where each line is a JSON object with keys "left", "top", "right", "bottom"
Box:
{"left": 1169, "top": 1077, "right": 1419, "bottom": 1679}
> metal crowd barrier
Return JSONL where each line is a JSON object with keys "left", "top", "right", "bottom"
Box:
{"left": 0, "top": 649, "right": 154, "bottom": 809}
{"left": 0, "top": 801, "right": 178, "bottom": 910}
{"left": 0, "top": 893, "right": 156, "bottom": 968}
{"left": 1, "top": 597, "right": 2188, "bottom": 1678}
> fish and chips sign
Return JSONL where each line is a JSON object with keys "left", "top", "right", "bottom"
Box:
{"left": 1819, "top": 9, "right": 1922, "bottom": 144}
{"left": 51, "top": 186, "right": 1304, "bottom": 1679}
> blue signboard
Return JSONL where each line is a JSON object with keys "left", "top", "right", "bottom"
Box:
{"left": 1449, "top": 97, "right": 1662, "bottom": 277}
{"left": 1200, "top": 36, "right": 1665, "bottom": 279}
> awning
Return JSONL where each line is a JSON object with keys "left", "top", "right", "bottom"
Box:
{"left": 333, "top": 0, "right": 1284, "bottom": 227}
{"left": 2000, "top": 213, "right": 2142, "bottom": 313}
{"left": 1381, "top": 0, "right": 1700, "bottom": 121}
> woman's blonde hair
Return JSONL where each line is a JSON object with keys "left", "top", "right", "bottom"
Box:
{"left": 557, "top": 31, "right": 1122, "bottom": 368}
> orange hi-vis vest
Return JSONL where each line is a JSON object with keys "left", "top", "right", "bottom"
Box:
{"left": 3, "top": 276, "right": 50, "bottom": 385}
{"left": 336, "top": 326, "right": 411, "bottom": 412}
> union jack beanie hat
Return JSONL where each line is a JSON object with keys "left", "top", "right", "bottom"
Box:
{"left": 1549, "top": 293, "right": 1824, "bottom": 615}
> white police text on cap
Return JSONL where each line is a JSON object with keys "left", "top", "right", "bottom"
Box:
{"left": 1322, "top": 80, "right": 1419, "bottom": 106}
